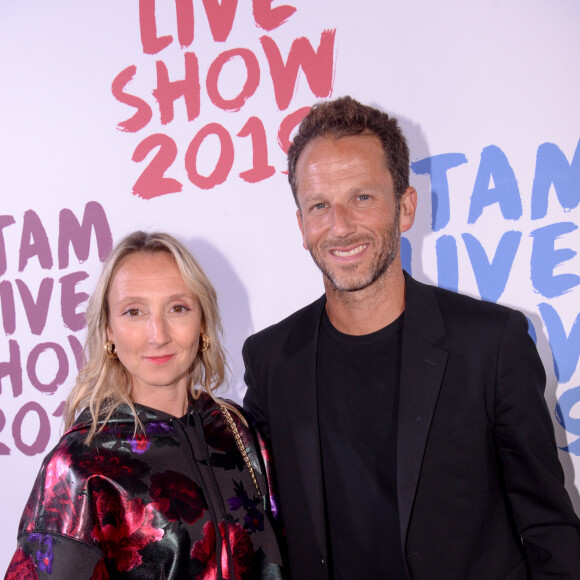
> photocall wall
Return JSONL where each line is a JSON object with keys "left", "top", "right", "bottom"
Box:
{"left": 1, "top": 0, "right": 579, "bottom": 569}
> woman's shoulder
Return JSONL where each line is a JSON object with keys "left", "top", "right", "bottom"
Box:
{"left": 18, "top": 431, "right": 96, "bottom": 541}
{"left": 13, "top": 429, "right": 115, "bottom": 575}
{"left": 34, "top": 423, "right": 91, "bottom": 480}
{"left": 193, "top": 390, "right": 242, "bottom": 416}
{"left": 18, "top": 411, "right": 154, "bottom": 538}
{"left": 24, "top": 408, "right": 143, "bottom": 507}
{"left": 196, "top": 392, "right": 251, "bottom": 430}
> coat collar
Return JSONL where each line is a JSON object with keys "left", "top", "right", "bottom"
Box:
{"left": 69, "top": 391, "right": 223, "bottom": 433}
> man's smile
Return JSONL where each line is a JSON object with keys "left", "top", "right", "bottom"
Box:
{"left": 331, "top": 244, "right": 368, "bottom": 258}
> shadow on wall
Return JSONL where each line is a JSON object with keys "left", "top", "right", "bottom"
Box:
{"left": 379, "top": 107, "right": 580, "bottom": 512}
{"left": 394, "top": 110, "right": 431, "bottom": 284}
{"left": 184, "top": 238, "right": 253, "bottom": 404}
{"left": 525, "top": 307, "right": 580, "bottom": 512}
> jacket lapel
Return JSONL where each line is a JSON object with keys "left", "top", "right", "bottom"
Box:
{"left": 281, "top": 296, "right": 328, "bottom": 562}
{"left": 397, "top": 274, "right": 449, "bottom": 550}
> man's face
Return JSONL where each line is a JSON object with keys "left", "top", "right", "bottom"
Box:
{"left": 295, "top": 134, "right": 415, "bottom": 293}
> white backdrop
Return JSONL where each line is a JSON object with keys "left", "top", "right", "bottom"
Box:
{"left": 1, "top": 0, "right": 579, "bottom": 571}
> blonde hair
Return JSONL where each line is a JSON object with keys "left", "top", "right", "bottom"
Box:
{"left": 65, "top": 231, "right": 239, "bottom": 442}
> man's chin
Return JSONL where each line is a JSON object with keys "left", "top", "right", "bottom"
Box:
{"left": 324, "top": 272, "right": 376, "bottom": 293}
{"left": 311, "top": 254, "right": 385, "bottom": 293}
{"left": 320, "top": 261, "right": 396, "bottom": 294}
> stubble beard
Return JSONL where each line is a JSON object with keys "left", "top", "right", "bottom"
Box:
{"left": 309, "top": 211, "right": 401, "bottom": 294}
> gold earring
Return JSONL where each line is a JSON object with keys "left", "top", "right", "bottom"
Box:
{"left": 104, "top": 340, "right": 118, "bottom": 359}
{"left": 199, "top": 333, "right": 210, "bottom": 353}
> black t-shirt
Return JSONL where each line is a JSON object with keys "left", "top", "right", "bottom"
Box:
{"left": 317, "top": 309, "right": 406, "bottom": 579}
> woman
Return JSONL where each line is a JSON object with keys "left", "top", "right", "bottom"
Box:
{"left": 5, "top": 231, "right": 285, "bottom": 579}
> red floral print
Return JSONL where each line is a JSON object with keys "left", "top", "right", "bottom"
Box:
{"left": 5, "top": 548, "right": 38, "bottom": 580}
{"left": 23, "top": 447, "right": 87, "bottom": 540}
{"left": 77, "top": 446, "right": 150, "bottom": 481}
{"left": 89, "top": 558, "right": 111, "bottom": 579}
{"left": 191, "top": 521, "right": 254, "bottom": 580}
{"left": 129, "top": 433, "right": 151, "bottom": 453}
{"left": 150, "top": 470, "right": 207, "bottom": 523}
{"left": 92, "top": 491, "right": 163, "bottom": 572}
{"left": 7, "top": 395, "right": 283, "bottom": 579}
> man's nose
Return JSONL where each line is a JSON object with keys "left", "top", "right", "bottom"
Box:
{"left": 330, "top": 204, "right": 356, "bottom": 237}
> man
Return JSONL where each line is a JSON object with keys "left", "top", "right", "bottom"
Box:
{"left": 243, "top": 96, "right": 580, "bottom": 579}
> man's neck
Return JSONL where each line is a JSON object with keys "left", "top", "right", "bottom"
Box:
{"left": 324, "top": 267, "right": 406, "bottom": 336}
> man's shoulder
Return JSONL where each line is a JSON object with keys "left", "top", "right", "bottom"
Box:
{"left": 244, "top": 295, "right": 325, "bottom": 349}
{"left": 409, "top": 273, "right": 511, "bottom": 310}
{"left": 406, "top": 274, "right": 523, "bottom": 332}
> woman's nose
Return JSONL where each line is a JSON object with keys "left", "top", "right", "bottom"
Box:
{"left": 147, "top": 312, "right": 170, "bottom": 346}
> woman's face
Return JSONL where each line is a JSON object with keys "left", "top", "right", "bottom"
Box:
{"left": 106, "top": 251, "right": 202, "bottom": 402}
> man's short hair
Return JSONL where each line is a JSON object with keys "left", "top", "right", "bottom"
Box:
{"left": 287, "top": 96, "right": 410, "bottom": 206}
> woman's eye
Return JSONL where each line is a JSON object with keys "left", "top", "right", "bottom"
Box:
{"left": 125, "top": 308, "right": 140, "bottom": 317}
{"left": 172, "top": 305, "right": 189, "bottom": 313}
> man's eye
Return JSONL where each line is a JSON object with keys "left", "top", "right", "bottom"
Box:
{"left": 313, "top": 203, "right": 326, "bottom": 210}
{"left": 358, "top": 194, "right": 370, "bottom": 201}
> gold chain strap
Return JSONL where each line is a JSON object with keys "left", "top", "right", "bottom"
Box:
{"left": 220, "top": 405, "right": 262, "bottom": 498}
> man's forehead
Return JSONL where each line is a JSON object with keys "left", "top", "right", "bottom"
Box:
{"left": 295, "top": 133, "right": 389, "bottom": 185}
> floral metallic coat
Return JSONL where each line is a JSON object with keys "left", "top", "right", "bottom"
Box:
{"left": 5, "top": 393, "right": 285, "bottom": 579}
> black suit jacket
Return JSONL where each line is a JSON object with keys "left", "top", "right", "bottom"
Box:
{"left": 243, "top": 274, "right": 580, "bottom": 579}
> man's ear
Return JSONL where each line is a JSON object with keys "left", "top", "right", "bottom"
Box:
{"left": 399, "top": 186, "right": 417, "bottom": 233}
{"left": 296, "top": 209, "right": 309, "bottom": 250}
